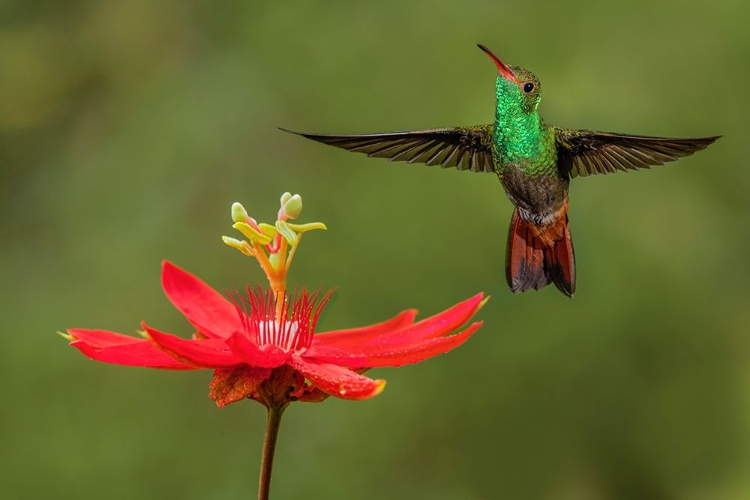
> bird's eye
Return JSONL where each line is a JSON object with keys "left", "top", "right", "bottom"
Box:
{"left": 523, "top": 82, "right": 535, "bottom": 93}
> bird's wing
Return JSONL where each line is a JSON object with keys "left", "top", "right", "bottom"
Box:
{"left": 280, "top": 125, "right": 495, "bottom": 173}
{"left": 555, "top": 128, "right": 720, "bottom": 178}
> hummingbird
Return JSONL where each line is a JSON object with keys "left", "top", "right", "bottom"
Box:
{"left": 281, "top": 44, "right": 719, "bottom": 297}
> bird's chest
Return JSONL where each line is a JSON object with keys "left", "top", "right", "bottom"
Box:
{"left": 497, "top": 162, "right": 569, "bottom": 221}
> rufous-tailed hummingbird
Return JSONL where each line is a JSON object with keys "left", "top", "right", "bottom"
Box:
{"left": 282, "top": 44, "right": 719, "bottom": 298}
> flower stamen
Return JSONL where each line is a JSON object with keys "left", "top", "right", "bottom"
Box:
{"left": 231, "top": 287, "right": 335, "bottom": 353}
{"left": 223, "top": 193, "right": 326, "bottom": 296}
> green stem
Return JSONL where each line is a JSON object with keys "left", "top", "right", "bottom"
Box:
{"left": 258, "top": 405, "right": 286, "bottom": 500}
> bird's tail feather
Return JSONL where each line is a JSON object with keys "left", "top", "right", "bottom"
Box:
{"left": 505, "top": 206, "right": 576, "bottom": 297}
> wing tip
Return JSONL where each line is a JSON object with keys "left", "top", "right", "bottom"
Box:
{"left": 679, "top": 134, "right": 721, "bottom": 153}
{"left": 278, "top": 127, "right": 304, "bottom": 136}
{"left": 703, "top": 135, "right": 722, "bottom": 145}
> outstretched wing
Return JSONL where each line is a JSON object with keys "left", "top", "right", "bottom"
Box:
{"left": 280, "top": 125, "right": 495, "bottom": 173}
{"left": 556, "top": 128, "right": 720, "bottom": 178}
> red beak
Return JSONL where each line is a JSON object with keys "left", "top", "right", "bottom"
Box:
{"left": 477, "top": 44, "right": 517, "bottom": 83}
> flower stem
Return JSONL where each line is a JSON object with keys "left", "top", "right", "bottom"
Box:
{"left": 250, "top": 240, "right": 278, "bottom": 283}
{"left": 258, "top": 404, "right": 287, "bottom": 500}
{"left": 284, "top": 233, "right": 302, "bottom": 274}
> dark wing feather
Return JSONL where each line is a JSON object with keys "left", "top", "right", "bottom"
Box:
{"left": 280, "top": 125, "right": 495, "bottom": 173}
{"left": 555, "top": 128, "right": 720, "bottom": 178}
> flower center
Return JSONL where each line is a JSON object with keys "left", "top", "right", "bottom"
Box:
{"left": 257, "top": 320, "right": 300, "bottom": 352}
{"left": 233, "top": 287, "right": 333, "bottom": 353}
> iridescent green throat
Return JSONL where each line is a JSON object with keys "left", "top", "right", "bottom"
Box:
{"left": 492, "top": 79, "right": 553, "bottom": 174}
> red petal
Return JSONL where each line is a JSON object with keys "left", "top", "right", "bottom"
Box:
{"left": 306, "top": 321, "right": 483, "bottom": 368}
{"left": 312, "top": 309, "right": 417, "bottom": 348}
{"left": 288, "top": 356, "right": 385, "bottom": 400}
{"left": 161, "top": 261, "right": 243, "bottom": 339}
{"left": 373, "top": 293, "right": 484, "bottom": 345}
{"left": 225, "top": 332, "right": 289, "bottom": 368}
{"left": 209, "top": 366, "right": 272, "bottom": 408}
{"left": 144, "top": 324, "right": 242, "bottom": 368}
{"left": 307, "top": 293, "right": 484, "bottom": 359}
{"left": 68, "top": 328, "right": 145, "bottom": 348}
{"left": 70, "top": 339, "right": 196, "bottom": 370}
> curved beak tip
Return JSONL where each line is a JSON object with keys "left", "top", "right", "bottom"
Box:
{"left": 477, "top": 43, "right": 516, "bottom": 82}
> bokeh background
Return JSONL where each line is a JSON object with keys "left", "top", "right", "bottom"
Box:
{"left": 2, "top": 1, "right": 748, "bottom": 499}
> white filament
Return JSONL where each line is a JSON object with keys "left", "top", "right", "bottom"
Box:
{"left": 257, "top": 319, "right": 300, "bottom": 352}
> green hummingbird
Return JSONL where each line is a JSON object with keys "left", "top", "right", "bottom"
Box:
{"left": 281, "top": 44, "right": 719, "bottom": 297}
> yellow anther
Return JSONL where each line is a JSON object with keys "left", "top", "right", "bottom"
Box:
{"left": 222, "top": 236, "right": 255, "bottom": 257}
{"left": 257, "top": 223, "right": 278, "bottom": 239}
{"left": 275, "top": 220, "right": 297, "bottom": 246}
{"left": 233, "top": 222, "right": 273, "bottom": 245}
{"left": 286, "top": 222, "right": 327, "bottom": 233}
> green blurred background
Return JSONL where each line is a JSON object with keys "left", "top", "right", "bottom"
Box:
{"left": 2, "top": 1, "right": 749, "bottom": 499}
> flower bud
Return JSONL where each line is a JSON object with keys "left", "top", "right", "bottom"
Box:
{"left": 282, "top": 194, "right": 303, "bottom": 220}
{"left": 279, "top": 192, "right": 293, "bottom": 207}
{"left": 231, "top": 202, "right": 249, "bottom": 223}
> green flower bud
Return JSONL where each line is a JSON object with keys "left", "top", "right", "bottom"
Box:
{"left": 280, "top": 192, "right": 293, "bottom": 207}
{"left": 231, "top": 202, "right": 249, "bottom": 223}
{"left": 283, "top": 194, "right": 303, "bottom": 219}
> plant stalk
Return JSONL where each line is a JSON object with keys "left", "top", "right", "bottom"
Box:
{"left": 258, "top": 404, "right": 286, "bottom": 500}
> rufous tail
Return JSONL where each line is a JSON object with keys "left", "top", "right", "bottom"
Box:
{"left": 505, "top": 204, "right": 576, "bottom": 297}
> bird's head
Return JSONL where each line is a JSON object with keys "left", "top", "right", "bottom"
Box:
{"left": 478, "top": 44, "right": 541, "bottom": 116}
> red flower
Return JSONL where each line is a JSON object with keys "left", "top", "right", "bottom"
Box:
{"left": 66, "top": 261, "right": 485, "bottom": 408}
